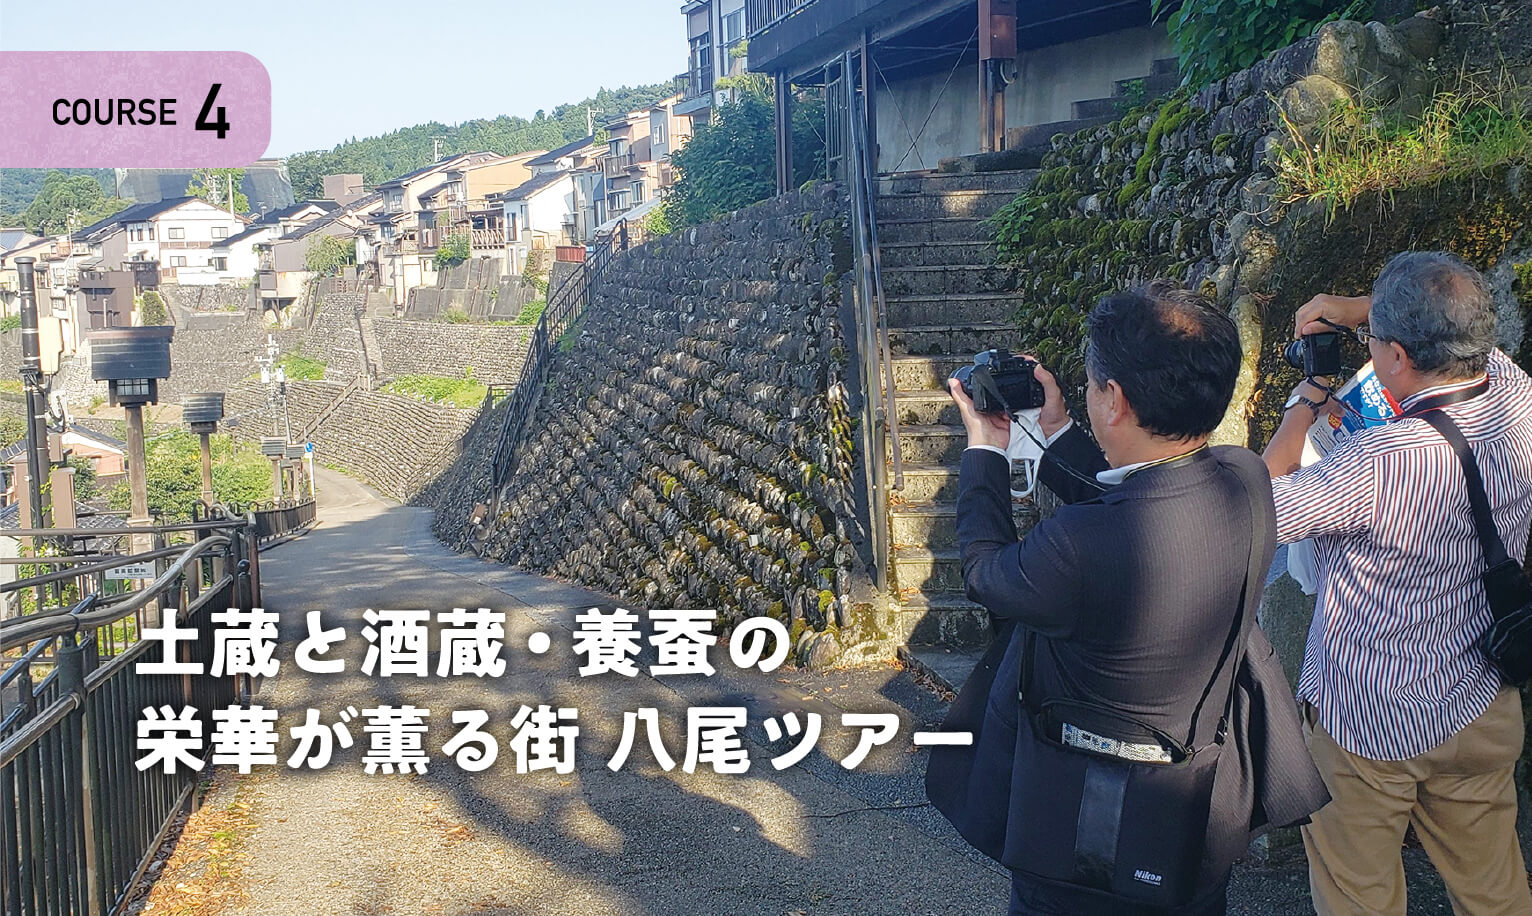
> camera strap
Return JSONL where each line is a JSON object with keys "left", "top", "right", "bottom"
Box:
{"left": 1414, "top": 409, "right": 1514, "bottom": 573}
{"left": 1399, "top": 377, "right": 1489, "bottom": 418}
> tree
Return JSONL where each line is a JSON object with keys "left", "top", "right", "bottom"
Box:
{"left": 304, "top": 234, "right": 355, "bottom": 276}
{"left": 433, "top": 232, "right": 471, "bottom": 269}
{"left": 665, "top": 80, "right": 826, "bottom": 229}
{"left": 23, "top": 170, "right": 131, "bottom": 235}
{"left": 106, "top": 431, "right": 272, "bottom": 521}
{"left": 137, "top": 290, "right": 169, "bottom": 326}
{"left": 187, "top": 168, "right": 249, "bottom": 213}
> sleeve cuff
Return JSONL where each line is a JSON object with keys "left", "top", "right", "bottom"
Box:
{"left": 1043, "top": 420, "right": 1073, "bottom": 447}
{"left": 965, "top": 445, "right": 1009, "bottom": 459}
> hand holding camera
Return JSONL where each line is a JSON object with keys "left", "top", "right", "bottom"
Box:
{"left": 947, "top": 349, "right": 1069, "bottom": 451}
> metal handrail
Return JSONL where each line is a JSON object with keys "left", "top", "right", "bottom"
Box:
{"left": 488, "top": 220, "right": 629, "bottom": 489}
{"left": 840, "top": 52, "right": 895, "bottom": 591}
{"left": 1, "top": 534, "right": 234, "bottom": 648}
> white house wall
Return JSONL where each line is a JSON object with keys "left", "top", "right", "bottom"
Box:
{"left": 872, "top": 25, "right": 1171, "bottom": 174}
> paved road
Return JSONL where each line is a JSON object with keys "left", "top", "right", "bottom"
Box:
{"left": 212, "top": 467, "right": 1484, "bottom": 915}
{"left": 223, "top": 468, "right": 1012, "bottom": 916}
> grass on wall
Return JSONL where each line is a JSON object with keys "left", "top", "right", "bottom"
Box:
{"left": 1274, "top": 85, "right": 1532, "bottom": 216}
{"left": 275, "top": 352, "right": 327, "bottom": 381}
{"left": 382, "top": 373, "right": 487, "bottom": 409}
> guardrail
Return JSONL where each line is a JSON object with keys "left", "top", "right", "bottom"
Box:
{"left": 242, "top": 497, "right": 317, "bottom": 545}
{"left": 0, "top": 512, "right": 260, "bottom": 916}
{"left": 487, "top": 219, "right": 630, "bottom": 490}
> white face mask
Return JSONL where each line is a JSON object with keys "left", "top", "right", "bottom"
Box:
{"left": 1006, "top": 408, "right": 1046, "bottom": 498}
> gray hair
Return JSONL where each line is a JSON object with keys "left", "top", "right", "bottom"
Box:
{"left": 1369, "top": 251, "right": 1497, "bottom": 378}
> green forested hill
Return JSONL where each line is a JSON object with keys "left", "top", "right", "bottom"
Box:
{"left": 0, "top": 81, "right": 679, "bottom": 219}
{"left": 0, "top": 169, "right": 112, "bottom": 224}
{"left": 285, "top": 81, "right": 680, "bottom": 199}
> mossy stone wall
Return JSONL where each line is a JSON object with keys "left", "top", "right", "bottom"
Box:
{"left": 434, "top": 185, "right": 888, "bottom": 666}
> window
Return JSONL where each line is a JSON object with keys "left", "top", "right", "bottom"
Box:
{"left": 167, "top": 227, "right": 185, "bottom": 240}
{"left": 212, "top": 257, "right": 228, "bottom": 271}
{"left": 690, "top": 33, "right": 713, "bottom": 96}
{"left": 654, "top": 122, "right": 667, "bottom": 146}
{"left": 722, "top": 10, "right": 744, "bottom": 45}
{"left": 147, "top": 227, "right": 154, "bottom": 240}
{"left": 631, "top": 182, "right": 643, "bottom": 204}
{"left": 170, "top": 256, "right": 187, "bottom": 267}
{"left": 212, "top": 226, "right": 228, "bottom": 239}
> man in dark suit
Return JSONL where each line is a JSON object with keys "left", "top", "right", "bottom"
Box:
{"left": 927, "top": 282, "right": 1328, "bottom": 915}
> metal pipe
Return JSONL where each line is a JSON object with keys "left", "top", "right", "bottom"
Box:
{"left": 13, "top": 258, "right": 49, "bottom": 535}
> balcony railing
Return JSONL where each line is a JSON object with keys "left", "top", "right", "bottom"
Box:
{"left": 688, "top": 64, "right": 715, "bottom": 100}
{"left": 746, "top": 0, "right": 816, "bottom": 37}
{"left": 470, "top": 227, "right": 505, "bottom": 249}
{"left": 603, "top": 152, "right": 638, "bottom": 178}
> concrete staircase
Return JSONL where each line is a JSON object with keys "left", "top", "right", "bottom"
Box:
{"left": 1005, "top": 57, "right": 1182, "bottom": 153}
{"left": 874, "top": 169, "right": 1043, "bottom": 667}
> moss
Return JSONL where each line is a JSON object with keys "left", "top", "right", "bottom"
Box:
{"left": 1211, "top": 133, "right": 1236, "bottom": 155}
{"left": 817, "top": 590, "right": 835, "bottom": 614}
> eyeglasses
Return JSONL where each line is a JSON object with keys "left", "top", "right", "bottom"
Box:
{"left": 1354, "top": 324, "right": 1385, "bottom": 345}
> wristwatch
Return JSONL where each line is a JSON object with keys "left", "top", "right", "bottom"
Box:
{"left": 1284, "top": 391, "right": 1329, "bottom": 416}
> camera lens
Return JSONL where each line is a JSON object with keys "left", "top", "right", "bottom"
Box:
{"left": 1283, "top": 339, "right": 1307, "bottom": 371}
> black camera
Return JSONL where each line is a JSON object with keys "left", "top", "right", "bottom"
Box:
{"left": 1283, "top": 332, "right": 1344, "bottom": 378}
{"left": 951, "top": 349, "right": 1046, "bottom": 415}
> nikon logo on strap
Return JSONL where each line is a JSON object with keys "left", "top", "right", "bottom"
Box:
{"left": 1133, "top": 869, "right": 1164, "bottom": 887}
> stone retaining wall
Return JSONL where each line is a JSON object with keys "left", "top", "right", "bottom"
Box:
{"left": 433, "top": 185, "right": 888, "bottom": 664}
{"left": 370, "top": 320, "right": 533, "bottom": 382}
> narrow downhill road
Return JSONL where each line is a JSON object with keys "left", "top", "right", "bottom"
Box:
{"left": 219, "top": 467, "right": 1012, "bottom": 916}
{"left": 201, "top": 466, "right": 1463, "bottom": 915}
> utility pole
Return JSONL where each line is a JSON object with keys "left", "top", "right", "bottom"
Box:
{"left": 14, "top": 258, "right": 51, "bottom": 535}
{"left": 432, "top": 135, "right": 448, "bottom": 161}
{"left": 586, "top": 108, "right": 603, "bottom": 137}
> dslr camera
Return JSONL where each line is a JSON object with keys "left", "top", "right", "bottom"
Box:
{"left": 1283, "top": 332, "right": 1344, "bottom": 378}
{"left": 951, "top": 349, "right": 1046, "bottom": 415}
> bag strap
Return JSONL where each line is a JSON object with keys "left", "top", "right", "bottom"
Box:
{"left": 1416, "top": 410, "right": 1512, "bottom": 569}
{"left": 1019, "top": 457, "right": 1264, "bottom": 750}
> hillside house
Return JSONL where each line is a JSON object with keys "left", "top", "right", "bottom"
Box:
{"left": 72, "top": 197, "right": 253, "bottom": 286}
{"left": 677, "top": 0, "right": 750, "bottom": 126}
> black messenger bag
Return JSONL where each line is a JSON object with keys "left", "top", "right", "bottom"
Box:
{"left": 1417, "top": 410, "right": 1532, "bottom": 685}
{"left": 1003, "top": 474, "right": 1264, "bottom": 907}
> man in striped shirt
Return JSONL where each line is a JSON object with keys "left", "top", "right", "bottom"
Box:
{"left": 1262, "top": 251, "right": 1532, "bottom": 915}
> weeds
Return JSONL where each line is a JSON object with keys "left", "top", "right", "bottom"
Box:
{"left": 382, "top": 373, "right": 487, "bottom": 409}
{"left": 1273, "top": 80, "right": 1532, "bottom": 217}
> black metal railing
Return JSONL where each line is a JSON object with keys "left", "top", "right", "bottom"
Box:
{"left": 0, "top": 514, "right": 260, "bottom": 916}
{"left": 487, "top": 221, "right": 629, "bottom": 490}
{"left": 242, "top": 498, "right": 317, "bottom": 544}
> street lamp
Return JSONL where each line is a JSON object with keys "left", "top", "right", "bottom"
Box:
{"left": 183, "top": 392, "right": 225, "bottom": 507}
{"left": 90, "top": 326, "right": 173, "bottom": 547}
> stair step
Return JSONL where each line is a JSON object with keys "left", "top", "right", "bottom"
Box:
{"left": 1151, "top": 56, "right": 1179, "bottom": 76}
{"left": 875, "top": 217, "right": 993, "bottom": 245}
{"left": 899, "top": 642, "right": 990, "bottom": 692}
{"left": 881, "top": 264, "right": 1023, "bottom": 297}
{"left": 1006, "top": 116, "right": 1114, "bottom": 152}
{"left": 888, "top": 292, "right": 1019, "bottom": 327}
{"left": 878, "top": 168, "right": 1040, "bottom": 196}
{"left": 892, "top": 498, "right": 1042, "bottom": 549}
{"left": 1115, "top": 70, "right": 1183, "bottom": 99}
{"left": 894, "top": 464, "right": 961, "bottom": 503}
{"left": 892, "top": 546, "right": 965, "bottom": 593}
{"left": 896, "top": 591, "right": 993, "bottom": 649}
{"left": 895, "top": 390, "right": 961, "bottom": 426}
{"left": 887, "top": 424, "right": 967, "bottom": 465}
{"left": 891, "top": 355, "right": 972, "bottom": 391}
{"left": 889, "top": 322, "right": 1029, "bottom": 358}
{"left": 1072, "top": 96, "right": 1125, "bottom": 120}
{"left": 875, "top": 189, "right": 1022, "bottom": 221}
{"left": 877, "top": 240, "right": 999, "bottom": 269}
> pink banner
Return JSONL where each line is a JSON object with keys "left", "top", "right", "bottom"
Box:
{"left": 0, "top": 51, "right": 271, "bottom": 167}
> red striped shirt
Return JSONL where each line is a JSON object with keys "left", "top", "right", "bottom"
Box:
{"left": 1271, "top": 349, "right": 1532, "bottom": 760}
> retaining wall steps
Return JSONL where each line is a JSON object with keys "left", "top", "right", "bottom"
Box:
{"left": 876, "top": 169, "right": 1043, "bottom": 650}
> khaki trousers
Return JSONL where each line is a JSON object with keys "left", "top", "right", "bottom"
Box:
{"left": 1301, "top": 686, "right": 1532, "bottom": 916}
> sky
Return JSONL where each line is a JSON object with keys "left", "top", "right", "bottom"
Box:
{"left": 0, "top": 0, "right": 691, "bottom": 156}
